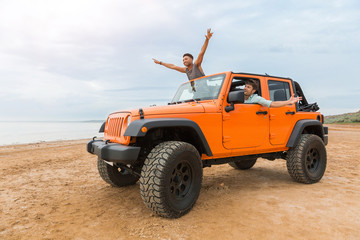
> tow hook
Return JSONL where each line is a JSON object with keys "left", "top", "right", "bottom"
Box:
{"left": 117, "top": 163, "right": 141, "bottom": 177}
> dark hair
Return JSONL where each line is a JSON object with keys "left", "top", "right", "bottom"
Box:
{"left": 183, "top": 53, "right": 194, "bottom": 59}
{"left": 245, "top": 79, "right": 258, "bottom": 91}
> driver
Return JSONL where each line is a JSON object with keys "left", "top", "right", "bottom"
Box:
{"left": 244, "top": 79, "right": 302, "bottom": 107}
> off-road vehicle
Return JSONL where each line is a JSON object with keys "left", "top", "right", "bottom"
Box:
{"left": 87, "top": 71, "right": 328, "bottom": 218}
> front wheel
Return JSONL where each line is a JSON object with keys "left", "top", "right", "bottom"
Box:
{"left": 286, "top": 134, "right": 327, "bottom": 184}
{"left": 140, "top": 141, "right": 203, "bottom": 218}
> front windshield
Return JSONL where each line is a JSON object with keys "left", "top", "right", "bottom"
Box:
{"left": 171, "top": 74, "right": 225, "bottom": 103}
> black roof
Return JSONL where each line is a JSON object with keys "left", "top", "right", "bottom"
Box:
{"left": 232, "top": 72, "right": 293, "bottom": 80}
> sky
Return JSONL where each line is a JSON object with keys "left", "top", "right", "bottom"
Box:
{"left": 0, "top": 0, "right": 359, "bottom": 121}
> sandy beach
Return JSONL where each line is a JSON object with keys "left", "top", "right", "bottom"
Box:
{"left": 1, "top": 124, "right": 359, "bottom": 240}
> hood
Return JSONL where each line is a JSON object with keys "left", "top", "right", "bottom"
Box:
{"left": 112, "top": 102, "right": 206, "bottom": 117}
{"left": 137, "top": 102, "right": 205, "bottom": 117}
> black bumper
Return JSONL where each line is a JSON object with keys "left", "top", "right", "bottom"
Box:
{"left": 87, "top": 140, "right": 141, "bottom": 164}
{"left": 323, "top": 126, "right": 328, "bottom": 145}
{"left": 323, "top": 135, "right": 328, "bottom": 145}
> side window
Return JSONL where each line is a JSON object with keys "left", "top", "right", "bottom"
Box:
{"left": 229, "top": 78, "right": 261, "bottom": 95}
{"left": 229, "top": 79, "right": 245, "bottom": 92}
{"left": 268, "top": 80, "right": 291, "bottom": 101}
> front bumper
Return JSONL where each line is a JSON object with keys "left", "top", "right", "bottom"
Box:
{"left": 87, "top": 139, "right": 141, "bottom": 164}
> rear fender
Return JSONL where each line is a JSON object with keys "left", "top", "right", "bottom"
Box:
{"left": 287, "top": 120, "right": 326, "bottom": 147}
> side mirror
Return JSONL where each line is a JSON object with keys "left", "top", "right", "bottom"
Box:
{"left": 228, "top": 90, "right": 244, "bottom": 103}
{"left": 225, "top": 91, "right": 244, "bottom": 112}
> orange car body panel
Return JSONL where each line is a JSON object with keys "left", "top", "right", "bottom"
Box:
{"left": 104, "top": 71, "right": 321, "bottom": 160}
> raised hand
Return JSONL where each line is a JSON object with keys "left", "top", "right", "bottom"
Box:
{"left": 205, "top": 28, "right": 213, "bottom": 40}
{"left": 289, "top": 94, "right": 302, "bottom": 104}
{"left": 152, "top": 58, "right": 161, "bottom": 64}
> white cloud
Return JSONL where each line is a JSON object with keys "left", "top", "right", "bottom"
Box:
{"left": 0, "top": 0, "right": 359, "bottom": 120}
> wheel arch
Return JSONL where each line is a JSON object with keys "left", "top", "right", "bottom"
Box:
{"left": 286, "top": 120, "right": 325, "bottom": 148}
{"left": 125, "top": 118, "right": 213, "bottom": 156}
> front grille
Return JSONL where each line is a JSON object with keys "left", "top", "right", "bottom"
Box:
{"left": 104, "top": 113, "right": 130, "bottom": 145}
{"left": 106, "top": 116, "right": 124, "bottom": 138}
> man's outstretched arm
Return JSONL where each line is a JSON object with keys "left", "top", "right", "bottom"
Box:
{"left": 152, "top": 58, "right": 186, "bottom": 73}
{"left": 194, "top": 28, "right": 213, "bottom": 67}
{"left": 270, "top": 94, "right": 302, "bottom": 108}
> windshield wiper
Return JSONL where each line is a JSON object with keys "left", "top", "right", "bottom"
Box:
{"left": 184, "top": 98, "right": 200, "bottom": 103}
{"left": 168, "top": 101, "right": 183, "bottom": 105}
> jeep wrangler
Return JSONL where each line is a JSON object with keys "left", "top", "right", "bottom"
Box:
{"left": 87, "top": 71, "right": 328, "bottom": 218}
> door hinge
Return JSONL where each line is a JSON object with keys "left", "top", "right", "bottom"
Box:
{"left": 270, "top": 134, "right": 276, "bottom": 139}
{"left": 223, "top": 136, "right": 231, "bottom": 142}
{"left": 223, "top": 114, "right": 231, "bottom": 121}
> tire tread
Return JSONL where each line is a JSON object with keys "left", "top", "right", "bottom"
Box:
{"left": 140, "top": 141, "right": 202, "bottom": 218}
{"left": 286, "top": 134, "right": 326, "bottom": 184}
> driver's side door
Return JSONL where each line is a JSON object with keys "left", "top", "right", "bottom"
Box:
{"left": 222, "top": 104, "right": 269, "bottom": 149}
{"left": 222, "top": 77, "right": 269, "bottom": 150}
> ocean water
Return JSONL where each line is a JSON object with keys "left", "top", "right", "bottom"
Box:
{"left": 0, "top": 121, "right": 104, "bottom": 146}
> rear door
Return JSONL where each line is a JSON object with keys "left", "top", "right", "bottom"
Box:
{"left": 267, "top": 79, "right": 297, "bottom": 145}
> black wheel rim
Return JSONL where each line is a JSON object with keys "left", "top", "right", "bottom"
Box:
{"left": 306, "top": 147, "right": 320, "bottom": 173}
{"left": 169, "top": 161, "right": 193, "bottom": 200}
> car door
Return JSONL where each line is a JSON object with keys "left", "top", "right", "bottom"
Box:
{"left": 267, "top": 79, "right": 297, "bottom": 145}
{"left": 222, "top": 76, "right": 269, "bottom": 150}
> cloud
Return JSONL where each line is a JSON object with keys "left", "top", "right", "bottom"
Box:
{"left": 0, "top": 0, "right": 360, "bottom": 120}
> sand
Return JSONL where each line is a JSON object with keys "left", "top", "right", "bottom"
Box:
{"left": 1, "top": 124, "right": 359, "bottom": 240}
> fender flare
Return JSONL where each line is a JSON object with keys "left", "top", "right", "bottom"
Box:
{"left": 286, "top": 120, "right": 325, "bottom": 147}
{"left": 99, "top": 121, "right": 106, "bottom": 133}
{"left": 124, "top": 118, "right": 213, "bottom": 156}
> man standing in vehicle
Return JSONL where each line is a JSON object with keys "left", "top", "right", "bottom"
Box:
{"left": 244, "top": 79, "right": 302, "bottom": 107}
{"left": 152, "top": 28, "right": 213, "bottom": 80}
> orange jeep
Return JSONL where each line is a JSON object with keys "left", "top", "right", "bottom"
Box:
{"left": 87, "top": 71, "right": 328, "bottom": 218}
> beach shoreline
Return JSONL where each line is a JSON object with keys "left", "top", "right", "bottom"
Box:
{"left": 0, "top": 121, "right": 103, "bottom": 147}
{"left": 0, "top": 138, "right": 90, "bottom": 147}
{"left": 1, "top": 124, "right": 359, "bottom": 239}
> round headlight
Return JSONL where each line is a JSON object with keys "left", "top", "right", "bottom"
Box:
{"left": 127, "top": 115, "right": 132, "bottom": 127}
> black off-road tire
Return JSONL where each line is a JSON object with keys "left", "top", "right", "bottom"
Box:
{"left": 228, "top": 157, "right": 257, "bottom": 170}
{"left": 286, "top": 134, "right": 327, "bottom": 184}
{"left": 140, "top": 141, "right": 203, "bottom": 218}
{"left": 97, "top": 158, "right": 139, "bottom": 187}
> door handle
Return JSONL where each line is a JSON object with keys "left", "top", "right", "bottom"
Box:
{"left": 286, "top": 111, "right": 295, "bottom": 115}
{"left": 256, "top": 111, "right": 268, "bottom": 115}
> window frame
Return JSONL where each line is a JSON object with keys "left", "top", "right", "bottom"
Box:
{"left": 267, "top": 79, "right": 291, "bottom": 101}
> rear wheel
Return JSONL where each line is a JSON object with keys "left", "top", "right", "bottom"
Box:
{"left": 140, "top": 141, "right": 202, "bottom": 218}
{"left": 228, "top": 157, "right": 257, "bottom": 170}
{"left": 286, "top": 134, "right": 327, "bottom": 184}
{"left": 97, "top": 159, "right": 139, "bottom": 187}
